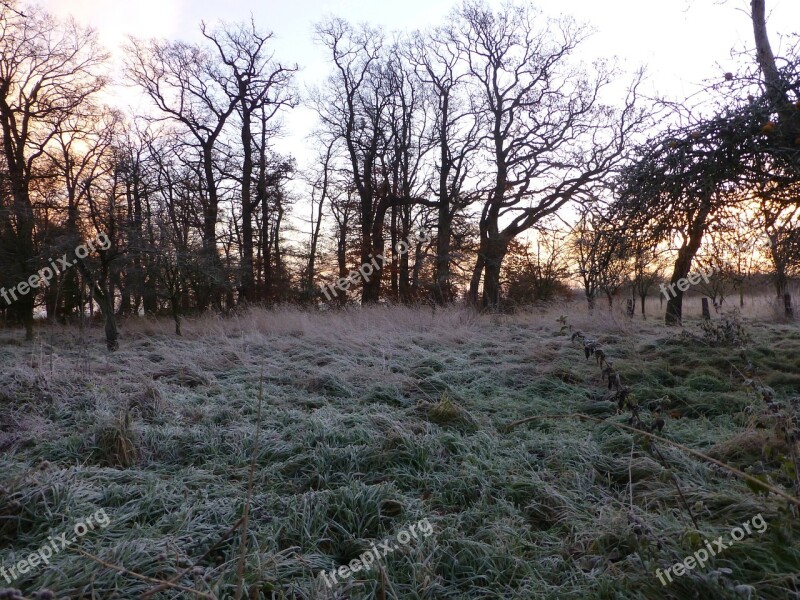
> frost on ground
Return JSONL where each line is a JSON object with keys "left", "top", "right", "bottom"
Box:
{"left": 1, "top": 305, "right": 799, "bottom": 599}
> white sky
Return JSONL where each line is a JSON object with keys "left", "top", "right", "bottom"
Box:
{"left": 37, "top": 0, "right": 800, "bottom": 166}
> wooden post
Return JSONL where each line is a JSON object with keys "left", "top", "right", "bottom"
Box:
{"left": 701, "top": 297, "right": 710, "bottom": 320}
{"left": 785, "top": 293, "right": 794, "bottom": 319}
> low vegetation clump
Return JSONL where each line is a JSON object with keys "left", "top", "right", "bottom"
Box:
{"left": 1, "top": 305, "right": 799, "bottom": 599}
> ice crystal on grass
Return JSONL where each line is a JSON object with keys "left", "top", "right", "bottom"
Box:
{"left": 0, "top": 305, "right": 798, "bottom": 599}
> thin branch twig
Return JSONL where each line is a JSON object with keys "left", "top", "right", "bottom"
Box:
{"left": 71, "top": 547, "right": 216, "bottom": 599}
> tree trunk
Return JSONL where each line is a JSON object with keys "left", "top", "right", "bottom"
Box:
{"left": 773, "top": 246, "right": 788, "bottom": 298}
{"left": 586, "top": 295, "right": 596, "bottom": 311}
{"left": 306, "top": 193, "right": 324, "bottom": 303}
{"left": 481, "top": 236, "right": 508, "bottom": 310}
{"left": 143, "top": 271, "right": 158, "bottom": 315}
{"left": 751, "top": 0, "right": 800, "bottom": 145}
{"left": 665, "top": 202, "right": 709, "bottom": 325}
{"left": 239, "top": 104, "right": 255, "bottom": 305}
{"left": 468, "top": 249, "right": 485, "bottom": 307}
{"left": 399, "top": 212, "right": 412, "bottom": 303}
{"left": 171, "top": 293, "right": 182, "bottom": 336}
{"left": 435, "top": 93, "right": 453, "bottom": 304}
{"left": 360, "top": 192, "right": 383, "bottom": 305}
{"left": 21, "top": 295, "right": 34, "bottom": 341}
{"left": 389, "top": 206, "right": 398, "bottom": 300}
{"left": 665, "top": 247, "right": 696, "bottom": 325}
{"left": 75, "top": 259, "right": 119, "bottom": 351}
{"left": 8, "top": 174, "right": 36, "bottom": 339}
{"left": 665, "top": 290, "right": 684, "bottom": 325}
{"left": 199, "top": 145, "right": 220, "bottom": 311}
{"left": 665, "top": 243, "right": 699, "bottom": 325}
{"left": 776, "top": 273, "right": 788, "bottom": 299}
{"left": 306, "top": 147, "right": 329, "bottom": 303}
{"left": 336, "top": 223, "right": 348, "bottom": 306}
{"left": 435, "top": 207, "right": 452, "bottom": 304}
{"left": 273, "top": 202, "right": 284, "bottom": 296}
{"left": 752, "top": 0, "right": 788, "bottom": 107}
{"left": 362, "top": 231, "right": 384, "bottom": 304}
{"left": 261, "top": 185, "right": 272, "bottom": 303}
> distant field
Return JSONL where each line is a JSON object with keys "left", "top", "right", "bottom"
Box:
{"left": 1, "top": 305, "right": 800, "bottom": 599}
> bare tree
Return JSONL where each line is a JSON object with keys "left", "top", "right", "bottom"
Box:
{"left": 313, "top": 19, "right": 434, "bottom": 303}
{"left": 407, "top": 27, "right": 481, "bottom": 304}
{"left": 126, "top": 34, "right": 242, "bottom": 310}
{"left": 0, "top": 4, "right": 107, "bottom": 338}
{"left": 312, "top": 19, "right": 382, "bottom": 303}
{"left": 300, "top": 140, "right": 335, "bottom": 302}
{"left": 757, "top": 180, "right": 800, "bottom": 298}
{"left": 450, "top": 2, "right": 643, "bottom": 309}
{"left": 202, "top": 19, "right": 297, "bottom": 304}
{"left": 44, "top": 107, "right": 118, "bottom": 321}
{"left": 570, "top": 210, "right": 627, "bottom": 311}
{"left": 626, "top": 228, "right": 665, "bottom": 318}
{"left": 382, "top": 44, "right": 432, "bottom": 302}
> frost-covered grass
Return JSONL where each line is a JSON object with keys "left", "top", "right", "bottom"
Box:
{"left": 1, "top": 304, "right": 799, "bottom": 599}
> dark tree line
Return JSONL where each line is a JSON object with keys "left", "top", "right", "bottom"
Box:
{"left": 1, "top": 0, "right": 799, "bottom": 348}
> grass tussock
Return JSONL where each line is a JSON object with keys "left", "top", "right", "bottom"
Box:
{"left": 92, "top": 409, "right": 138, "bottom": 468}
